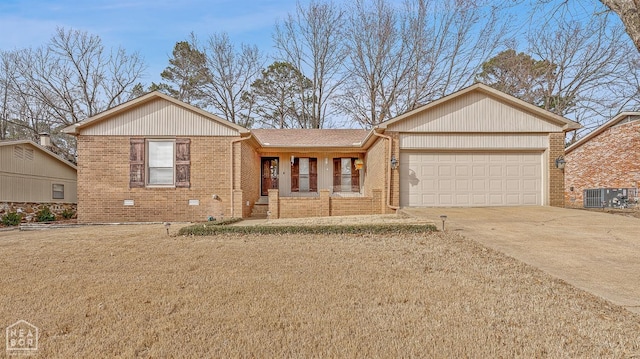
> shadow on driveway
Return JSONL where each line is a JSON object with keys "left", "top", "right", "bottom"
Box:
{"left": 402, "top": 206, "right": 640, "bottom": 314}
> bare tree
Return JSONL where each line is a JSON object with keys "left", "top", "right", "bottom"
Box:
{"left": 2, "top": 27, "right": 145, "bottom": 158}
{"left": 599, "top": 0, "right": 640, "bottom": 52}
{"left": 194, "top": 33, "right": 263, "bottom": 128}
{"left": 273, "top": 0, "right": 347, "bottom": 128}
{"left": 12, "top": 27, "right": 145, "bottom": 127}
{"left": 0, "top": 51, "right": 12, "bottom": 140}
{"left": 528, "top": 14, "right": 633, "bottom": 139}
{"left": 339, "top": 0, "right": 509, "bottom": 127}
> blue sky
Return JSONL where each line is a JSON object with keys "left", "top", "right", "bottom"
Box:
{"left": 0, "top": 0, "right": 299, "bottom": 84}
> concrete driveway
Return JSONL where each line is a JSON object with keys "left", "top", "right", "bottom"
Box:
{"left": 401, "top": 206, "right": 640, "bottom": 314}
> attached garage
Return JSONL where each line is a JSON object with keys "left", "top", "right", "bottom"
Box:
{"left": 376, "top": 83, "right": 581, "bottom": 208}
{"left": 400, "top": 151, "right": 543, "bottom": 207}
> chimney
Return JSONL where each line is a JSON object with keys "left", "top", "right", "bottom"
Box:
{"left": 39, "top": 133, "right": 51, "bottom": 147}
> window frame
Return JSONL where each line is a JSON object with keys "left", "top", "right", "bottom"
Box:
{"left": 146, "top": 139, "right": 176, "bottom": 187}
{"left": 291, "top": 157, "right": 318, "bottom": 193}
{"left": 52, "top": 184, "right": 64, "bottom": 199}
{"left": 333, "top": 157, "right": 361, "bottom": 192}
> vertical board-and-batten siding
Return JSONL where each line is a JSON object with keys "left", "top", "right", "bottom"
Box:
{"left": 0, "top": 143, "right": 77, "bottom": 203}
{"left": 80, "top": 98, "right": 239, "bottom": 136}
{"left": 387, "top": 92, "right": 563, "bottom": 133}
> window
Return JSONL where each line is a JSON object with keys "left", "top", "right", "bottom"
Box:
{"left": 291, "top": 158, "right": 317, "bottom": 192}
{"left": 148, "top": 140, "right": 174, "bottom": 185}
{"left": 333, "top": 158, "right": 360, "bottom": 192}
{"left": 129, "top": 138, "right": 190, "bottom": 188}
{"left": 52, "top": 184, "right": 64, "bottom": 199}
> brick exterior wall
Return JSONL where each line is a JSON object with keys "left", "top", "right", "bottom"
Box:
{"left": 363, "top": 137, "right": 388, "bottom": 214}
{"left": 548, "top": 132, "right": 566, "bottom": 207}
{"left": 565, "top": 121, "right": 640, "bottom": 207}
{"left": 76, "top": 135, "right": 237, "bottom": 223}
{"left": 268, "top": 189, "right": 385, "bottom": 219}
{"left": 234, "top": 140, "right": 261, "bottom": 218}
{"left": 278, "top": 197, "right": 325, "bottom": 219}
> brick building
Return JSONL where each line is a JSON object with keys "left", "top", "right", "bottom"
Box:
{"left": 564, "top": 112, "right": 640, "bottom": 207}
{"left": 64, "top": 84, "right": 580, "bottom": 223}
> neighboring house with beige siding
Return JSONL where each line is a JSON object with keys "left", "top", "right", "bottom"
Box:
{"left": 0, "top": 139, "right": 77, "bottom": 221}
{"left": 64, "top": 84, "right": 580, "bottom": 223}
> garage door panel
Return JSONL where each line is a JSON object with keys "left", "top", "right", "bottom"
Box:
{"left": 472, "top": 179, "right": 486, "bottom": 191}
{"left": 523, "top": 193, "right": 538, "bottom": 205}
{"left": 400, "top": 152, "right": 542, "bottom": 207}
{"left": 455, "top": 194, "right": 470, "bottom": 205}
{"left": 472, "top": 166, "right": 486, "bottom": 176}
{"left": 506, "top": 165, "right": 520, "bottom": 176}
{"left": 522, "top": 179, "right": 538, "bottom": 191}
{"left": 438, "top": 166, "right": 452, "bottom": 176}
{"left": 455, "top": 179, "right": 469, "bottom": 191}
{"left": 455, "top": 166, "right": 468, "bottom": 176}
{"left": 522, "top": 165, "right": 537, "bottom": 176}
{"left": 472, "top": 194, "right": 487, "bottom": 205}
{"left": 438, "top": 193, "right": 453, "bottom": 205}
{"left": 489, "top": 166, "right": 503, "bottom": 176}
{"left": 506, "top": 179, "right": 520, "bottom": 191}
{"left": 489, "top": 179, "right": 502, "bottom": 191}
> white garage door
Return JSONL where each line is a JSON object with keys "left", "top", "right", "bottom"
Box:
{"left": 400, "top": 152, "right": 543, "bottom": 207}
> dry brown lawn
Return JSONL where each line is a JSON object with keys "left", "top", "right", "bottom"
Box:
{"left": 1, "top": 223, "right": 639, "bottom": 358}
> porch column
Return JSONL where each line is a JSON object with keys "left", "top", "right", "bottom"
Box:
{"left": 320, "top": 189, "right": 330, "bottom": 217}
{"left": 268, "top": 189, "right": 279, "bottom": 219}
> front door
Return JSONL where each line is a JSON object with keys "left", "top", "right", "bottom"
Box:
{"left": 261, "top": 158, "right": 279, "bottom": 196}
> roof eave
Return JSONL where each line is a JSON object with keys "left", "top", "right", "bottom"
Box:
{"left": 68, "top": 91, "right": 249, "bottom": 135}
{"left": 380, "top": 83, "right": 581, "bottom": 131}
{"left": 566, "top": 111, "right": 640, "bottom": 154}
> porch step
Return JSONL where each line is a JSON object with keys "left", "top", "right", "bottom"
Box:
{"left": 250, "top": 203, "right": 269, "bottom": 219}
{"left": 256, "top": 196, "right": 269, "bottom": 205}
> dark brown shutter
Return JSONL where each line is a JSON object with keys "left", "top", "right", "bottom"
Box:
{"left": 175, "top": 138, "right": 191, "bottom": 188}
{"left": 130, "top": 138, "right": 145, "bottom": 188}
{"left": 333, "top": 158, "right": 341, "bottom": 192}
{"left": 309, "top": 158, "right": 318, "bottom": 192}
{"left": 351, "top": 158, "right": 360, "bottom": 192}
{"left": 291, "top": 158, "right": 299, "bottom": 192}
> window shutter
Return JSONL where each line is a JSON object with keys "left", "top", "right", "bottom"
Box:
{"left": 333, "top": 158, "right": 341, "bottom": 192}
{"left": 175, "top": 138, "right": 191, "bottom": 188}
{"left": 351, "top": 158, "right": 360, "bottom": 192}
{"left": 291, "top": 158, "right": 299, "bottom": 192}
{"left": 130, "top": 138, "right": 145, "bottom": 188}
{"left": 309, "top": 158, "right": 318, "bottom": 192}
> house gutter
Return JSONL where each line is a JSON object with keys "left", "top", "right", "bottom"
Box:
{"left": 230, "top": 133, "right": 252, "bottom": 218}
{"left": 372, "top": 130, "right": 400, "bottom": 211}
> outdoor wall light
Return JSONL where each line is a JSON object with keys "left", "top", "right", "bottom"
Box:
{"left": 555, "top": 156, "right": 566, "bottom": 169}
{"left": 439, "top": 215, "right": 447, "bottom": 231}
{"left": 390, "top": 155, "right": 399, "bottom": 170}
{"left": 291, "top": 155, "right": 295, "bottom": 165}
